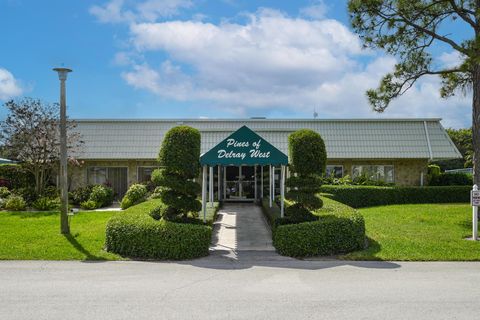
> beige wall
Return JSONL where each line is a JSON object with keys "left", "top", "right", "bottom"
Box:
{"left": 327, "top": 159, "right": 428, "bottom": 186}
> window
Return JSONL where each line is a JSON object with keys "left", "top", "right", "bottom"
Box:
{"left": 351, "top": 165, "right": 394, "bottom": 183}
{"left": 326, "top": 165, "right": 343, "bottom": 178}
{"left": 137, "top": 167, "right": 158, "bottom": 183}
{"left": 87, "top": 167, "right": 107, "bottom": 185}
{"left": 87, "top": 167, "right": 128, "bottom": 198}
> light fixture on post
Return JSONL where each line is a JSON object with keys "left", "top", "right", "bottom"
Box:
{"left": 53, "top": 67, "right": 72, "bottom": 235}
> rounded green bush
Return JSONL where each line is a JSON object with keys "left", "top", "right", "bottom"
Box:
{"left": 0, "top": 186, "right": 11, "bottom": 198}
{"left": 158, "top": 126, "right": 201, "bottom": 178}
{"left": 105, "top": 210, "right": 212, "bottom": 260}
{"left": 90, "top": 185, "right": 114, "bottom": 208}
{"left": 80, "top": 200, "right": 99, "bottom": 210}
{"left": 288, "top": 129, "right": 326, "bottom": 176}
{"left": 121, "top": 184, "right": 148, "bottom": 209}
{"left": 69, "top": 185, "right": 93, "bottom": 205}
{"left": 32, "top": 197, "right": 59, "bottom": 211}
{"left": 5, "top": 195, "right": 26, "bottom": 211}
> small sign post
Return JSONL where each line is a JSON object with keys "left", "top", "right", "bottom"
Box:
{"left": 470, "top": 184, "right": 479, "bottom": 241}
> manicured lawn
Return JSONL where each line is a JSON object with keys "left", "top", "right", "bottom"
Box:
{"left": 0, "top": 210, "right": 122, "bottom": 260}
{"left": 0, "top": 199, "right": 219, "bottom": 261}
{"left": 343, "top": 203, "right": 480, "bottom": 261}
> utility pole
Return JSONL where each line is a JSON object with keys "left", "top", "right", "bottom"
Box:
{"left": 53, "top": 67, "right": 72, "bottom": 234}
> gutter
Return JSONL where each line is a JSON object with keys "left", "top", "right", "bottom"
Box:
{"left": 423, "top": 121, "right": 433, "bottom": 160}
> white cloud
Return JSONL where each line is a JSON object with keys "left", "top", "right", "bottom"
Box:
{"left": 90, "top": 0, "right": 192, "bottom": 23}
{"left": 300, "top": 1, "right": 328, "bottom": 20}
{"left": 109, "top": 8, "right": 471, "bottom": 128}
{"left": 438, "top": 51, "right": 464, "bottom": 69}
{"left": 0, "top": 68, "right": 23, "bottom": 100}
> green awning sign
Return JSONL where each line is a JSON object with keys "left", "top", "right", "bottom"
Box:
{"left": 200, "top": 125, "right": 288, "bottom": 166}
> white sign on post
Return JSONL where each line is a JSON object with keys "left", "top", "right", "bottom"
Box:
{"left": 471, "top": 190, "right": 480, "bottom": 207}
{"left": 471, "top": 185, "right": 479, "bottom": 241}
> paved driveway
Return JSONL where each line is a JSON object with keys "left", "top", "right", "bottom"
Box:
{"left": 1, "top": 258, "right": 480, "bottom": 320}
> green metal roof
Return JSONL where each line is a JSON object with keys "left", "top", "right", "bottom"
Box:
{"left": 72, "top": 118, "right": 462, "bottom": 160}
{"left": 200, "top": 126, "right": 288, "bottom": 166}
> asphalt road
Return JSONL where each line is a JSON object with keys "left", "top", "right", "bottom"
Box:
{"left": 1, "top": 253, "right": 480, "bottom": 320}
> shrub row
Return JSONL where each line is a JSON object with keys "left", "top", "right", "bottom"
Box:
{"left": 105, "top": 200, "right": 212, "bottom": 260}
{"left": 429, "top": 173, "right": 472, "bottom": 186}
{"left": 271, "top": 198, "right": 365, "bottom": 257}
{"left": 320, "top": 185, "right": 471, "bottom": 208}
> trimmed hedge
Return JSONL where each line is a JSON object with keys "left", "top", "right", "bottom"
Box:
{"left": 105, "top": 200, "right": 212, "bottom": 260}
{"left": 272, "top": 198, "right": 365, "bottom": 257}
{"left": 320, "top": 185, "right": 471, "bottom": 208}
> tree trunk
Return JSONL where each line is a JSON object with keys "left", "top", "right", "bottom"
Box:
{"left": 473, "top": 64, "right": 480, "bottom": 186}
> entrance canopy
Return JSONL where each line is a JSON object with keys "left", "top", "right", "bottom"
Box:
{"left": 200, "top": 125, "right": 288, "bottom": 166}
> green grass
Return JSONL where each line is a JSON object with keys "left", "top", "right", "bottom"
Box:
{"left": 0, "top": 199, "right": 218, "bottom": 261}
{"left": 343, "top": 203, "right": 480, "bottom": 261}
{"left": 0, "top": 210, "right": 122, "bottom": 260}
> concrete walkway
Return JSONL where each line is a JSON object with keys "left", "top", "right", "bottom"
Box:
{"left": 211, "top": 203, "right": 274, "bottom": 253}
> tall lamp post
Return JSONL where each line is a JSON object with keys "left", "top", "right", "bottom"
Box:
{"left": 53, "top": 67, "right": 72, "bottom": 234}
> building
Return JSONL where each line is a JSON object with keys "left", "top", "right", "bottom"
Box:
{"left": 70, "top": 118, "right": 461, "bottom": 199}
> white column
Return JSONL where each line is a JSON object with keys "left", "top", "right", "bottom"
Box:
{"left": 280, "top": 165, "right": 285, "bottom": 218}
{"left": 239, "top": 165, "right": 243, "bottom": 198}
{"left": 269, "top": 165, "right": 272, "bottom": 208}
{"left": 202, "top": 165, "right": 207, "bottom": 223}
{"left": 272, "top": 165, "right": 275, "bottom": 202}
{"left": 260, "top": 166, "right": 264, "bottom": 199}
{"left": 209, "top": 166, "right": 214, "bottom": 207}
{"left": 254, "top": 165, "right": 257, "bottom": 201}
{"left": 223, "top": 166, "right": 227, "bottom": 199}
{"left": 217, "top": 165, "right": 221, "bottom": 201}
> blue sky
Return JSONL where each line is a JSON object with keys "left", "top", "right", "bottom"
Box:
{"left": 0, "top": 0, "right": 472, "bottom": 127}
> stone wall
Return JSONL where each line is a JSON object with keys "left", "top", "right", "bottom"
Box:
{"left": 326, "top": 159, "right": 428, "bottom": 186}
{"left": 69, "top": 158, "right": 429, "bottom": 190}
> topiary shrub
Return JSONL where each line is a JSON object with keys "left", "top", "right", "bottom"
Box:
{"left": 285, "top": 129, "right": 326, "bottom": 222}
{"left": 32, "top": 197, "right": 59, "bottom": 211}
{"left": 5, "top": 195, "right": 26, "bottom": 211}
{"left": 282, "top": 203, "right": 318, "bottom": 224}
{"left": 153, "top": 126, "right": 202, "bottom": 220}
{"left": 121, "top": 184, "right": 148, "bottom": 209}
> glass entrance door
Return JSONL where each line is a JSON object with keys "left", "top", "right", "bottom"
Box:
{"left": 224, "top": 165, "right": 255, "bottom": 201}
